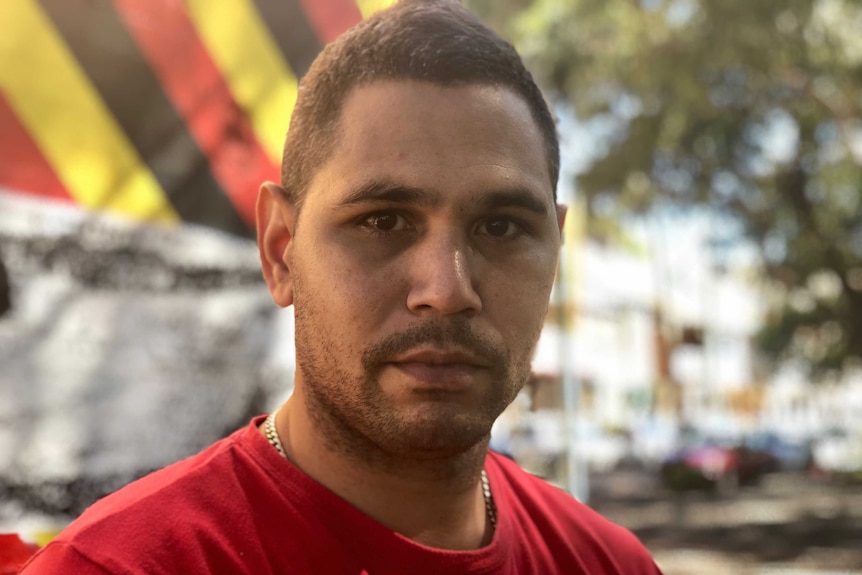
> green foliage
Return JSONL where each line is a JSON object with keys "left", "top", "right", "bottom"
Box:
{"left": 468, "top": 0, "right": 862, "bottom": 377}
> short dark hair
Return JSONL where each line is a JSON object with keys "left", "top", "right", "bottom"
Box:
{"left": 280, "top": 0, "right": 559, "bottom": 208}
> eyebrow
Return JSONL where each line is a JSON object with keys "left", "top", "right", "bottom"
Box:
{"left": 338, "top": 179, "right": 550, "bottom": 216}
{"left": 477, "top": 188, "right": 549, "bottom": 216}
{"left": 338, "top": 180, "right": 435, "bottom": 207}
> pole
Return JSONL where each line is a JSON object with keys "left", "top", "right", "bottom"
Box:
{"left": 557, "top": 197, "right": 588, "bottom": 502}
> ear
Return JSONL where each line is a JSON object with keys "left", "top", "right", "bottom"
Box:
{"left": 556, "top": 203, "right": 568, "bottom": 235}
{"left": 256, "top": 182, "right": 297, "bottom": 307}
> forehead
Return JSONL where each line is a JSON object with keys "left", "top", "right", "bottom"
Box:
{"left": 308, "top": 80, "right": 553, "bottom": 209}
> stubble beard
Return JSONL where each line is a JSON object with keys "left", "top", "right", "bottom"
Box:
{"left": 291, "top": 278, "right": 537, "bottom": 470}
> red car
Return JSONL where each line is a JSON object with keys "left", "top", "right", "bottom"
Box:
{"left": 660, "top": 434, "right": 776, "bottom": 493}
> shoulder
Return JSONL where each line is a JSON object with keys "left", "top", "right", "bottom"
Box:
{"left": 487, "top": 452, "right": 661, "bottom": 574}
{"left": 73, "top": 429, "right": 247, "bottom": 525}
{"left": 23, "top": 424, "right": 266, "bottom": 574}
{"left": 19, "top": 541, "right": 113, "bottom": 574}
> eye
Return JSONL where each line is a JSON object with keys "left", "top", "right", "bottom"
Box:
{"left": 360, "top": 211, "right": 409, "bottom": 234}
{"left": 481, "top": 217, "right": 520, "bottom": 238}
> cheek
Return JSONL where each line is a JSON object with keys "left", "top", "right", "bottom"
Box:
{"left": 486, "top": 249, "right": 557, "bottom": 299}
{"left": 298, "top": 246, "right": 401, "bottom": 329}
{"left": 482, "top": 256, "right": 556, "bottom": 334}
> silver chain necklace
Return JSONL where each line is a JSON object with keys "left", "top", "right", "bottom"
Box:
{"left": 264, "top": 411, "right": 497, "bottom": 531}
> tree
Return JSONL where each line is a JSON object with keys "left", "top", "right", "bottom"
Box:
{"left": 468, "top": 0, "right": 862, "bottom": 377}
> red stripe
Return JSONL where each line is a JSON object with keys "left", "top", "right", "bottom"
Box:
{"left": 0, "top": 91, "right": 72, "bottom": 202}
{"left": 300, "top": 0, "right": 363, "bottom": 44}
{"left": 114, "top": 0, "right": 279, "bottom": 227}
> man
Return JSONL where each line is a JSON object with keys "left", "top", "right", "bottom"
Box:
{"left": 21, "top": 1, "right": 662, "bottom": 573}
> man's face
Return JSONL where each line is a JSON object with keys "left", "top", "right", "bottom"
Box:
{"left": 263, "top": 80, "right": 564, "bottom": 462}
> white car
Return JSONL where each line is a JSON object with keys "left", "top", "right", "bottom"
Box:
{"left": 812, "top": 429, "right": 862, "bottom": 474}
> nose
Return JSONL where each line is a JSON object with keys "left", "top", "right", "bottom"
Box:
{"left": 405, "top": 232, "right": 482, "bottom": 317}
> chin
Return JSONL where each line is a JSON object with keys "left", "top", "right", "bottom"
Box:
{"left": 375, "top": 409, "right": 493, "bottom": 458}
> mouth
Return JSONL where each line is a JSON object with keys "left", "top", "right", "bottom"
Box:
{"left": 386, "top": 348, "right": 489, "bottom": 389}
{"left": 392, "top": 348, "right": 489, "bottom": 366}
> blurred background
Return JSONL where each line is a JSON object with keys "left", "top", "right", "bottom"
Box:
{"left": 1, "top": 0, "right": 861, "bottom": 573}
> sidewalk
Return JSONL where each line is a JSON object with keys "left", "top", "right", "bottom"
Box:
{"left": 590, "top": 469, "right": 862, "bottom": 574}
{"left": 654, "top": 548, "right": 862, "bottom": 575}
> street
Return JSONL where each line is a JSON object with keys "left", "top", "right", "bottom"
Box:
{"left": 589, "top": 468, "right": 862, "bottom": 574}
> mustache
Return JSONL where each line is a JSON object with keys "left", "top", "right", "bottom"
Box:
{"left": 361, "top": 319, "right": 505, "bottom": 372}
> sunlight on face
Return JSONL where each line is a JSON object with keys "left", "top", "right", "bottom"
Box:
{"left": 288, "top": 81, "right": 562, "bottom": 462}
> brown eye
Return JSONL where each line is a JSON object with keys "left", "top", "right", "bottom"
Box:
{"left": 361, "top": 211, "right": 408, "bottom": 234}
{"left": 370, "top": 213, "right": 399, "bottom": 231}
{"left": 484, "top": 218, "right": 515, "bottom": 238}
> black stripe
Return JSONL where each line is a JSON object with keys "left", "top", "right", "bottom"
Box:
{"left": 252, "top": 0, "right": 322, "bottom": 78}
{"left": 40, "top": 0, "right": 252, "bottom": 238}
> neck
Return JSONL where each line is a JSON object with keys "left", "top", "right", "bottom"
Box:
{"left": 266, "top": 391, "right": 494, "bottom": 550}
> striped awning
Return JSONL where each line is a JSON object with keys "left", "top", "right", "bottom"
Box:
{"left": 0, "top": 0, "right": 393, "bottom": 238}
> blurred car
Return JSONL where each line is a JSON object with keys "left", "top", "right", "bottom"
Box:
{"left": 812, "top": 428, "right": 862, "bottom": 479}
{"left": 510, "top": 412, "right": 633, "bottom": 476}
{"left": 570, "top": 422, "right": 632, "bottom": 473}
{"left": 660, "top": 433, "right": 775, "bottom": 493}
{"left": 630, "top": 418, "right": 680, "bottom": 469}
{"left": 742, "top": 432, "right": 813, "bottom": 472}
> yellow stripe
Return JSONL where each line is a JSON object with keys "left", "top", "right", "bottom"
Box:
{"left": 0, "top": 0, "right": 177, "bottom": 223}
{"left": 355, "top": 0, "right": 399, "bottom": 19}
{"left": 186, "top": 0, "right": 297, "bottom": 164}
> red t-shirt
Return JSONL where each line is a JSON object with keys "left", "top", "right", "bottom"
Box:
{"left": 20, "top": 416, "right": 661, "bottom": 574}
